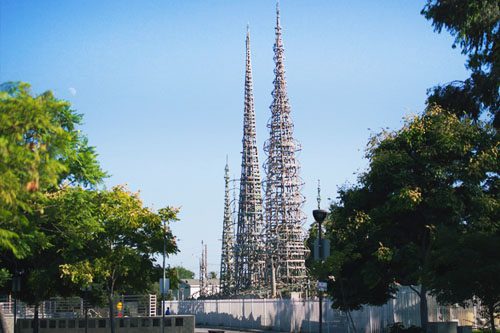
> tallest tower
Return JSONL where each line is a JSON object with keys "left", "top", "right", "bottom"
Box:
{"left": 264, "top": 3, "right": 308, "bottom": 296}
{"left": 234, "top": 27, "right": 265, "bottom": 293}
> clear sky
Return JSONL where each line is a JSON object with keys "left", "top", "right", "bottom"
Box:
{"left": 1, "top": 0, "right": 467, "bottom": 277}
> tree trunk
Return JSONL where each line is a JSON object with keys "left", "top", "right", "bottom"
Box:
{"left": 419, "top": 285, "right": 428, "bottom": 332}
{"left": 339, "top": 277, "right": 357, "bottom": 333}
{"left": 108, "top": 295, "right": 115, "bottom": 333}
{"left": 33, "top": 305, "right": 39, "bottom": 333}
{"left": 487, "top": 303, "right": 496, "bottom": 333}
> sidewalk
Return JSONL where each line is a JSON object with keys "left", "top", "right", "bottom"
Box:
{"left": 196, "top": 326, "right": 278, "bottom": 333}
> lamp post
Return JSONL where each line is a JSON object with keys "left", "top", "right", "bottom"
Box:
{"left": 12, "top": 272, "right": 21, "bottom": 333}
{"left": 313, "top": 209, "right": 328, "bottom": 333}
{"left": 161, "top": 220, "right": 167, "bottom": 333}
{"left": 81, "top": 285, "right": 92, "bottom": 333}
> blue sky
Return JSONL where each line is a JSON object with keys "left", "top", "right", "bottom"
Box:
{"left": 1, "top": 1, "right": 467, "bottom": 276}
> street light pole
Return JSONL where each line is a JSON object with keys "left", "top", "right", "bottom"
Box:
{"left": 81, "top": 285, "right": 91, "bottom": 333}
{"left": 162, "top": 220, "right": 166, "bottom": 333}
{"left": 12, "top": 272, "right": 21, "bottom": 333}
{"left": 313, "top": 209, "right": 328, "bottom": 333}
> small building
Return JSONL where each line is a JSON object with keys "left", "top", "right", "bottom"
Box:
{"left": 174, "top": 279, "right": 220, "bottom": 300}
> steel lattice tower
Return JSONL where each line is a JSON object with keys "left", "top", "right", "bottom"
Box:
{"left": 199, "top": 241, "right": 208, "bottom": 298}
{"left": 234, "top": 27, "right": 266, "bottom": 293}
{"left": 263, "top": 3, "right": 309, "bottom": 296}
{"left": 219, "top": 160, "right": 235, "bottom": 295}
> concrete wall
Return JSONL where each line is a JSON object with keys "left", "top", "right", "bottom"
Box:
{"left": 17, "top": 316, "right": 194, "bottom": 333}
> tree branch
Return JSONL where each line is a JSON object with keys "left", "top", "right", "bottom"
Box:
{"left": 409, "top": 285, "right": 421, "bottom": 297}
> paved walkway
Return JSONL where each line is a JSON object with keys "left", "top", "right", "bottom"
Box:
{"left": 196, "top": 326, "right": 277, "bottom": 333}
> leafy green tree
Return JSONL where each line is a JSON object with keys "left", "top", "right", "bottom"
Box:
{"left": 421, "top": 1, "right": 499, "bottom": 127}
{"left": 428, "top": 229, "right": 500, "bottom": 333}
{"left": 322, "top": 106, "right": 498, "bottom": 330}
{"left": 0, "top": 186, "right": 103, "bottom": 333}
{"left": 0, "top": 82, "right": 105, "bottom": 332}
{"left": 0, "top": 81, "right": 105, "bottom": 257}
{"left": 60, "top": 186, "right": 179, "bottom": 333}
{"left": 147, "top": 266, "right": 182, "bottom": 299}
{"left": 174, "top": 266, "right": 195, "bottom": 279}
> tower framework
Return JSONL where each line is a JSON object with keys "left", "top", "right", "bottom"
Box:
{"left": 219, "top": 160, "right": 235, "bottom": 295}
{"left": 234, "top": 27, "right": 266, "bottom": 293}
{"left": 263, "top": 3, "right": 309, "bottom": 296}
{"left": 199, "top": 241, "right": 208, "bottom": 298}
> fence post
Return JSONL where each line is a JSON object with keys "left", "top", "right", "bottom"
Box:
{"left": 264, "top": 299, "right": 266, "bottom": 328}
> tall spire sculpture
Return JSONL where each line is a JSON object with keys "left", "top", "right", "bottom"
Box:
{"left": 234, "top": 26, "right": 266, "bottom": 293}
{"left": 199, "top": 241, "right": 208, "bottom": 298}
{"left": 219, "top": 159, "right": 235, "bottom": 295}
{"left": 263, "top": 3, "right": 309, "bottom": 296}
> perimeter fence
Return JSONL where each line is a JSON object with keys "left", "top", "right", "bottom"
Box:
{"left": 0, "top": 288, "right": 485, "bottom": 333}
{"left": 165, "top": 287, "right": 479, "bottom": 333}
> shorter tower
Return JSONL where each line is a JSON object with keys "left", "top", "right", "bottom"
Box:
{"left": 199, "top": 241, "right": 208, "bottom": 298}
{"left": 219, "top": 160, "right": 235, "bottom": 295}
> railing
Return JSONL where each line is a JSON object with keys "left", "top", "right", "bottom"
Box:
{"left": 0, "top": 295, "right": 157, "bottom": 320}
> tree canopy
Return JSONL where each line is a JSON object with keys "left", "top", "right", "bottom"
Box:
{"left": 0, "top": 82, "right": 105, "bottom": 258}
{"left": 174, "top": 266, "right": 195, "bottom": 280}
{"left": 59, "top": 186, "right": 179, "bottom": 333}
{"left": 421, "top": 0, "right": 499, "bottom": 127}
{"left": 0, "top": 82, "right": 181, "bottom": 333}
{"left": 319, "top": 106, "right": 498, "bottom": 331}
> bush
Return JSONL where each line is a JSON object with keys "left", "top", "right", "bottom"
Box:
{"left": 387, "top": 322, "right": 424, "bottom": 333}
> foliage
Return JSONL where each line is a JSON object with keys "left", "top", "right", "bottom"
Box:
{"left": 146, "top": 266, "right": 182, "bottom": 299}
{"left": 421, "top": 1, "right": 500, "bottom": 127}
{"left": 320, "top": 106, "right": 498, "bottom": 330}
{"left": 316, "top": 187, "right": 397, "bottom": 311}
{"left": 388, "top": 322, "right": 424, "bottom": 333}
{"left": 59, "top": 186, "right": 179, "bottom": 291}
{"left": 0, "top": 81, "right": 105, "bottom": 258}
{"left": 428, "top": 229, "right": 500, "bottom": 333}
{"left": 59, "top": 186, "right": 179, "bottom": 333}
{"left": 0, "top": 187, "right": 99, "bottom": 305}
{"left": 0, "top": 82, "right": 106, "bottom": 318}
{"left": 0, "top": 269, "right": 9, "bottom": 288}
{"left": 174, "top": 266, "right": 195, "bottom": 279}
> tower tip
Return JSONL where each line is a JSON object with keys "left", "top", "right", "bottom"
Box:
{"left": 317, "top": 179, "right": 321, "bottom": 209}
{"left": 276, "top": 0, "right": 280, "bottom": 21}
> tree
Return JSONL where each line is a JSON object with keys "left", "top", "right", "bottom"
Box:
{"left": 209, "top": 271, "right": 217, "bottom": 279}
{"left": 421, "top": 1, "right": 499, "bottom": 127}
{"left": 60, "top": 186, "right": 179, "bottom": 333}
{"left": 323, "top": 106, "right": 498, "bottom": 330}
{"left": 174, "top": 266, "right": 195, "bottom": 279}
{"left": 0, "top": 82, "right": 105, "bottom": 332}
{"left": 0, "top": 82, "right": 105, "bottom": 257}
{"left": 428, "top": 229, "right": 500, "bottom": 333}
